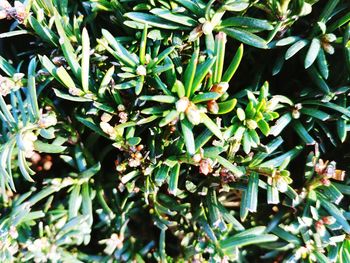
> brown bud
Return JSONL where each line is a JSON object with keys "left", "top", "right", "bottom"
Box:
{"left": 207, "top": 100, "right": 219, "bottom": 114}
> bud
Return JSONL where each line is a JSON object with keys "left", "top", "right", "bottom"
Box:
{"left": 176, "top": 97, "right": 190, "bottom": 112}
{"left": 136, "top": 65, "right": 147, "bottom": 76}
{"left": 292, "top": 109, "right": 300, "bottom": 119}
{"left": 315, "top": 220, "right": 326, "bottom": 236}
{"left": 207, "top": 100, "right": 219, "bottom": 114}
{"left": 276, "top": 178, "right": 288, "bottom": 192}
{"left": 38, "top": 112, "right": 57, "bottom": 128}
{"left": 0, "top": 76, "right": 14, "bottom": 96}
{"left": 246, "top": 119, "right": 258, "bottom": 130}
{"left": 100, "top": 122, "right": 116, "bottom": 139}
{"left": 320, "top": 177, "right": 331, "bottom": 186}
{"left": 129, "top": 158, "right": 141, "bottom": 167}
{"left": 323, "top": 33, "right": 336, "bottom": 43}
{"left": 202, "top": 21, "right": 214, "bottom": 35}
{"left": 145, "top": 54, "right": 151, "bottom": 64}
{"left": 13, "top": 1, "right": 27, "bottom": 23}
{"left": 117, "top": 104, "right": 125, "bottom": 112}
{"left": 134, "top": 152, "right": 142, "bottom": 160}
{"left": 186, "top": 103, "right": 201, "bottom": 125}
{"left": 321, "top": 216, "right": 335, "bottom": 225}
{"left": 101, "top": 113, "right": 113, "bottom": 123}
{"left": 322, "top": 42, "right": 335, "bottom": 55}
{"left": 20, "top": 131, "right": 37, "bottom": 158}
{"left": 199, "top": 158, "right": 213, "bottom": 175}
{"left": 12, "top": 72, "right": 24, "bottom": 82}
{"left": 188, "top": 25, "right": 203, "bottom": 42}
{"left": 118, "top": 111, "right": 128, "bottom": 123}
{"left": 193, "top": 153, "right": 202, "bottom": 163}
{"left": 211, "top": 82, "right": 229, "bottom": 94}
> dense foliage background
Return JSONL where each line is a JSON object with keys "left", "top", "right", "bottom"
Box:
{"left": 0, "top": 0, "right": 350, "bottom": 262}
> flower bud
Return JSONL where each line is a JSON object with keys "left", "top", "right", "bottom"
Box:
{"left": 100, "top": 122, "right": 116, "bottom": 139}
{"left": 292, "top": 109, "right": 300, "bottom": 119}
{"left": 202, "top": 21, "right": 214, "bottom": 35}
{"left": 136, "top": 65, "right": 147, "bottom": 76}
{"left": 321, "top": 216, "right": 335, "bottom": 225}
{"left": 207, "top": 100, "right": 219, "bottom": 114}
{"left": 38, "top": 113, "right": 57, "bottom": 128}
{"left": 186, "top": 103, "right": 201, "bottom": 125}
{"left": 199, "top": 158, "right": 213, "bottom": 175}
{"left": 323, "top": 33, "right": 336, "bottom": 43}
{"left": 211, "top": 82, "right": 229, "bottom": 94}
{"left": 320, "top": 177, "right": 331, "bottom": 186}
{"left": 322, "top": 42, "right": 335, "bottom": 55}
{"left": 176, "top": 97, "right": 190, "bottom": 112}
{"left": 193, "top": 153, "right": 202, "bottom": 163}
{"left": 276, "top": 178, "right": 288, "bottom": 192}
{"left": 101, "top": 113, "right": 113, "bottom": 123}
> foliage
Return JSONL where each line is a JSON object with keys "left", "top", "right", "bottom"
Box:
{"left": 0, "top": 0, "right": 350, "bottom": 262}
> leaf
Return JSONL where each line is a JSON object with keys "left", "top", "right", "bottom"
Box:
{"left": 258, "top": 119, "right": 270, "bottom": 136}
{"left": 215, "top": 155, "right": 244, "bottom": 177}
{"left": 220, "top": 233, "right": 278, "bottom": 249}
{"left": 139, "top": 95, "right": 177, "bottom": 103}
{"left": 76, "top": 115, "right": 109, "bottom": 138}
{"left": 69, "top": 185, "right": 82, "bottom": 219}
{"left": 302, "top": 100, "right": 350, "bottom": 118}
{"left": 54, "top": 11, "right": 81, "bottom": 78}
{"left": 53, "top": 88, "right": 92, "bottom": 102}
{"left": 192, "top": 92, "right": 221, "bottom": 103}
{"left": 275, "top": 36, "right": 301, "bottom": 46}
{"left": 222, "top": 44, "right": 244, "bottom": 82}
{"left": 155, "top": 164, "right": 170, "bottom": 186}
{"left": 0, "top": 56, "right": 16, "bottom": 76}
{"left": 28, "top": 16, "right": 58, "bottom": 46}
{"left": 82, "top": 183, "right": 93, "bottom": 226}
{"left": 56, "top": 66, "right": 77, "bottom": 89}
{"left": 260, "top": 146, "right": 303, "bottom": 167}
{"left": 181, "top": 118, "right": 196, "bottom": 156}
{"left": 200, "top": 113, "right": 223, "bottom": 140}
{"left": 305, "top": 38, "right": 321, "bottom": 69}
{"left": 171, "top": 0, "right": 205, "bottom": 16}
{"left": 246, "top": 172, "right": 259, "bottom": 212}
{"left": 101, "top": 29, "right": 139, "bottom": 67}
{"left": 217, "top": 98, "right": 237, "bottom": 114}
{"left": 307, "top": 65, "right": 330, "bottom": 94}
{"left": 269, "top": 113, "right": 292, "bottom": 136}
{"left": 34, "top": 141, "right": 67, "bottom": 153}
{"left": 318, "top": 193, "right": 350, "bottom": 234}
{"left": 337, "top": 118, "right": 347, "bottom": 143}
{"left": 293, "top": 120, "right": 316, "bottom": 144}
{"left": 223, "top": 1, "right": 249, "bottom": 12}
{"left": 28, "top": 58, "right": 39, "bottom": 119}
{"left": 317, "top": 48, "right": 329, "bottom": 79}
{"left": 220, "top": 17, "right": 273, "bottom": 31}
{"left": 300, "top": 108, "right": 330, "bottom": 121}
{"left": 0, "top": 30, "right": 29, "bottom": 39}
{"left": 150, "top": 8, "right": 198, "bottom": 27}
{"left": 81, "top": 28, "right": 90, "bottom": 92}
{"left": 221, "top": 28, "right": 268, "bottom": 49}
{"left": 184, "top": 46, "right": 199, "bottom": 97}
{"left": 192, "top": 56, "right": 216, "bottom": 93}
{"left": 285, "top": 40, "right": 309, "bottom": 60}
{"left": 125, "top": 12, "right": 191, "bottom": 30}
{"left": 242, "top": 130, "right": 252, "bottom": 154}
{"left": 158, "top": 110, "right": 179, "bottom": 127}
{"left": 168, "top": 163, "right": 180, "bottom": 196}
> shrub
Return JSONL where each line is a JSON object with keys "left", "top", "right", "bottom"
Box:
{"left": 0, "top": 0, "right": 350, "bottom": 262}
